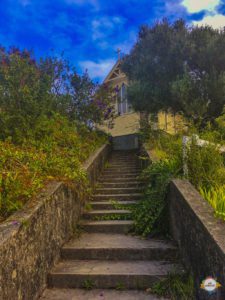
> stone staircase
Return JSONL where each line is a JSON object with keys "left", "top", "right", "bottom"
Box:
{"left": 40, "top": 150, "right": 181, "bottom": 299}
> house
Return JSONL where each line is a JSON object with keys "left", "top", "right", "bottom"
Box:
{"left": 99, "top": 53, "right": 184, "bottom": 136}
{"left": 98, "top": 55, "right": 140, "bottom": 136}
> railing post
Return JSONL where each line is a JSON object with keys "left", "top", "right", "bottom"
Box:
{"left": 182, "top": 136, "right": 189, "bottom": 177}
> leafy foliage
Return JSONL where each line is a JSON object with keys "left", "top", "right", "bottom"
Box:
{"left": 0, "top": 47, "right": 111, "bottom": 220}
{"left": 0, "top": 47, "right": 114, "bottom": 143}
{"left": 132, "top": 158, "right": 182, "bottom": 236}
{"left": 151, "top": 272, "right": 195, "bottom": 300}
{"left": 200, "top": 185, "right": 225, "bottom": 220}
{"left": 186, "top": 141, "right": 225, "bottom": 190}
{"left": 122, "top": 19, "right": 225, "bottom": 127}
{"left": 142, "top": 127, "right": 225, "bottom": 225}
{"left": 0, "top": 114, "right": 108, "bottom": 220}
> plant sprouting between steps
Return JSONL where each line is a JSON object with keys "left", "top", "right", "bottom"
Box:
{"left": 110, "top": 199, "right": 134, "bottom": 211}
{"left": 151, "top": 272, "right": 195, "bottom": 300}
{"left": 84, "top": 202, "right": 92, "bottom": 212}
{"left": 83, "top": 279, "right": 96, "bottom": 290}
{"left": 94, "top": 213, "right": 132, "bottom": 221}
{"left": 115, "top": 282, "right": 126, "bottom": 290}
{"left": 132, "top": 159, "right": 182, "bottom": 236}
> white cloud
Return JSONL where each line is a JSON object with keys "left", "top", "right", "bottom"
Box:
{"left": 79, "top": 59, "right": 116, "bottom": 80}
{"left": 91, "top": 16, "right": 125, "bottom": 41}
{"left": 193, "top": 14, "right": 225, "bottom": 28}
{"left": 182, "top": 0, "right": 220, "bottom": 13}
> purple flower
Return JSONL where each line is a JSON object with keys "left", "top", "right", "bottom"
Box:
{"left": 12, "top": 220, "right": 20, "bottom": 226}
{"left": 114, "top": 85, "right": 119, "bottom": 93}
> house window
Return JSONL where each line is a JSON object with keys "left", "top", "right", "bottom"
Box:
{"left": 117, "top": 83, "right": 132, "bottom": 115}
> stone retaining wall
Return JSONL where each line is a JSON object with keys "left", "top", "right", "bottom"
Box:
{"left": 169, "top": 179, "right": 225, "bottom": 299}
{"left": 0, "top": 143, "right": 111, "bottom": 300}
{"left": 143, "top": 146, "right": 225, "bottom": 298}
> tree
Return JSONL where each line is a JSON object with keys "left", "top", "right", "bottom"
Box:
{"left": 122, "top": 19, "right": 188, "bottom": 114}
{"left": 121, "top": 20, "right": 225, "bottom": 128}
{"left": 0, "top": 47, "right": 114, "bottom": 142}
{"left": 69, "top": 72, "right": 115, "bottom": 127}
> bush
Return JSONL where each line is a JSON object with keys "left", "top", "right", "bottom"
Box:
{"left": 0, "top": 114, "right": 108, "bottom": 220}
{"left": 132, "top": 158, "right": 182, "bottom": 236}
{"left": 0, "top": 47, "right": 111, "bottom": 221}
{"left": 142, "top": 128, "right": 225, "bottom": 224}
{"left": 187, "top": 141, "right": 225, "bottom": 190}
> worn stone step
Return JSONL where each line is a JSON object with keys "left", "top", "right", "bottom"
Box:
{"left": 108, "top": 159, "right": 140, "bottom": 166}
{"left": 104, "top": 165, "right": 141, "bottom": 172}
{"left": 108, "top": 163, "right": 140, "bottom": 167}
{"left": 102, "top": 170, "right": 141, "bottom": 175}
{"left": 48, "top": 260, "right": 182, "bottom": 289}
{"left": 105, "top": 162, "right": 139, "bottom": 165}
{"left": 83, "top": 209, "right": 132, "bottom": 220}
{"left": 81, "top": 220, "right": 134, "bottom": 233}
{"left": 103, "top": 170, "right": 142, "bottom": 174}
{"left": 99, "top": 174, "right": 140, "bottom": 180}
{"left": 95, "top": 187, "right": 142, "bottom": 195}
{"left": 93, "top": 193, "right": 142, "bottom": 201}
{"left": 40, "top": 288, "right": 166, "bottom": 300}
{"left": 98, "top": 177, "right": 142, "bottom": 183}
{"left": 61, "top": 233, "right": 178, "bottom": 261}
{"left": 91, "top": 201, "right": 137, "bottom": 210}
{"left": 100, "top": 182, "right": 144, "bottom": 188}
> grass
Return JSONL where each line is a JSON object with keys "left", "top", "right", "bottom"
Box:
{"left": 151, "top": 272, "right": 195, "bottom": 300}
{"left": 200, "top": 185, "right": 225, "bottom": 220}
{"left": 83, "top": 279, "right": 96, "bottom": 290}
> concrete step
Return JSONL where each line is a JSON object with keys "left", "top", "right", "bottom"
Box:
{"left": 93, "top": 193, "right": 142, "bottom": 201}
{"left": 83, "top": 209, "right": 132, "bottom": 220}
{"left": 100, "top": 182, "right": 144, "bottom": 188}
{"left": 108, "top": 159, "right": 140, "bottom": 166}
{"left": 108, "top": 163, "right": 140, "bottom": 167}
{"left": 81, "top": 220, "right": 134, "bottom": 233}
{"left": 48, "top": 260, "right": 182, "bottom": 289}
{"left": 40, "top": 288, "right": 167, "bottom": 300}
{"left": 98, "top": 177, "right": 142, "bottom": 183}
{"left": 105, "top": 166, "right": 141, "bottom": 171}
{"left": 95, "top": 187, "right": 142, "bottom": 195}
{"left": 99, "top": 174, "right": 140, "bottom": 180}
{"left": 102, "top": 171, "right": 141, "bottom": 175}
{"left": 61, "top": 233, "right": 179, "bottom": 261}
{"left": 91, "top": 201, "right": 137, "bottom": 210}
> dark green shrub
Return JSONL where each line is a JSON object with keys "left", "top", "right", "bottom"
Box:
{"left": 132, "top": 158, "right": 182, "bottom": 236}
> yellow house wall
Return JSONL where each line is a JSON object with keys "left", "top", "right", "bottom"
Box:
{"left": 158, "top": 111, "right": 185, "bottom": 134}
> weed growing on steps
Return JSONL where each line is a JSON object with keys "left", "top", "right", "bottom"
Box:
{"left": 104, "top": 162, "right": 111, "bottom": 169}
{"left": 132, "top": 159, "right": 182, "bottom": 237}
{"left": 84, "top": 202, "right": 92, "bottom": 212}
{"left": 83, "top": 279, "right": 96, "bottom": 290}
{"left": 94, "top": 213, "right": 132, "bottom": 221}
{"left": 115, "top": 282, "right": 126, "bottom": 290}
{"left": 110, "top": 200, "right": 134, "bottom": 211}
{"left": 94, "top": 182, "right": 103, "bottom": 189}
{"left": 150, "top": 272, "right": 194, "bottom": 300}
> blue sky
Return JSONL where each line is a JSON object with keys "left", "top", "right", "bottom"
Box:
{"left": 0, "top": 0, "right": 225, "bottom": 82}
